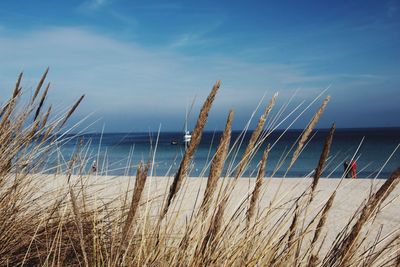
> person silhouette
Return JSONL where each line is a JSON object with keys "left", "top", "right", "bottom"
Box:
{"left": 343, "top": 161, "right": 351, "bottom": 178}
{"left": 91, "top": 160, "right": 97, "bottom": 173}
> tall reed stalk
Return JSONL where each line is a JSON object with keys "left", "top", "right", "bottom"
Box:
{"left": 161, "top": 80, "right": 221, "bottom": 220}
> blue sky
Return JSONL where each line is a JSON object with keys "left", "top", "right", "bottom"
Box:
{"left": 0, "top": 0, "right": 399, "bottom": 132}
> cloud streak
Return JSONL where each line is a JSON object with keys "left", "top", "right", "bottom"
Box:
{"left": 80, "top": 0, "right": 112, "bottom": 11}
{"left": 0, "top": 26, "right": 397, "bottom": 131}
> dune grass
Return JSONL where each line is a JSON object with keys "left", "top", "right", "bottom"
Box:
{"left": 0, "top": 71, "right": 399, "bottom": 266}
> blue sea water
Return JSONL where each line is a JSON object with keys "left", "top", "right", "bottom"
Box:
{"left": 46, "top": 128, "right": 400, "bottom": 178}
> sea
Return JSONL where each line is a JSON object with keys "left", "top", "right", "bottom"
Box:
{"left": 44, "top": 128, "right": 400, "bottom": 179}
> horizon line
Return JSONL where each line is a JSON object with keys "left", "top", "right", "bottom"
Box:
{"left": 68, "top": 126, "right": 400, "bottom": 135}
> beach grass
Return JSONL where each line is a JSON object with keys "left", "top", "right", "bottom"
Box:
{"left": 0, "top": 71, "right": 399, "bottom": 266}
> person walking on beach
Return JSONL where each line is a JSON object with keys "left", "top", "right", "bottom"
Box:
{"left": 350, "top": 160, "right": 357, "bottom": 178}
{"left": 343, "top": 161, "right": 351, "bottom": 178}
{"left": 91, "top": 160, "right": 97, "bottom": 173}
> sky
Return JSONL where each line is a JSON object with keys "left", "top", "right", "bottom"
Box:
{"left": 0, "top": 0, "right": 399, "bottom": 132}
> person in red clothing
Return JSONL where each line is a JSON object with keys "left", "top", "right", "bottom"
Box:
{"left": 350, "top": 160, "right": 357, "bottom": 178}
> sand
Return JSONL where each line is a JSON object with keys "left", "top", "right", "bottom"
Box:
{"left": 37, "top": 173, "right": 399, "bottom": 254}
{"left": 43, "top": 174, "right": 400, "bottom": 223}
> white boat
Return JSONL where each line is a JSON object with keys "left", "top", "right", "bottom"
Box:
{"left": 183, "top": 103, "right": 192, "bottom": 150}
{"left": 183, "top": 130, "right": 191, "bottom": 149}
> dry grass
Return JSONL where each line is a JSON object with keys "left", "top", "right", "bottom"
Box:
{"left": 0, "top": 72, "right": 399, "bottom": 266}
{"left": 310, "top": 123, "right": 336, "bottom": 203}
{"left": 199, "top": 110, "right": 233, "bottom": 218}
{"left": 161, "top": 80, "right": 221, "bottom": 220}
{"left": 246, "top": 143, "right": 270, "bottom": 227}
{"left": 235, "top": 94, "right": 276, "bottom": 179}
{"left": 288, "top": 95, "right": 330, "bottom": 172}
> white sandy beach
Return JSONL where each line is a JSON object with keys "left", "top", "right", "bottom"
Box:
{"left": 36, "top": 173, "right": 399, "bottom": 254}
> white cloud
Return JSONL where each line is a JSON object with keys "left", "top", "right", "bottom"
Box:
{"left": 387, "top": 1, "right": 398, "bottom": 18}
{"left": 0, "top": 27, "right": 331, "bottom": 131}
{"left": 80, "top": 0, "right": 112, "bottom": 10}
{"left": 168, "top": 19, "right": 224, "bottom": 48}
{"left": 109, "top": 11, "right": 138, "bottom": 28}
{"left": 134, "top": 3, "right": 183, "bottom": 11}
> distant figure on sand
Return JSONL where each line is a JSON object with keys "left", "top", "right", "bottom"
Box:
{"left": 91, "top": 160, "right": 97, "bottom": 173}
{"left": 350, "top": 160, "right": 357, "bottom": 178}
{"left": 343, "top": 161, "right": 351, "bottom": 178}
